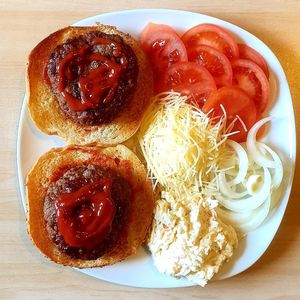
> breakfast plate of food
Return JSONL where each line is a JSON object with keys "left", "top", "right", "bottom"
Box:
{"left": 17, "top": 9, "right": 296, "bottom": 288}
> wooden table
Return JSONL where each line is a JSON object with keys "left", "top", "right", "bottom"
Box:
{"left": 1, "top": 1, "right": 300, "bottom": 299}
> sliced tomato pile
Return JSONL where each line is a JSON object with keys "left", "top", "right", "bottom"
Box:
{"left": 238, "top": 44, "right": 269, "bottom": 78}
{"left": 182, "top": 23, "right": 239, "bottom": 60}
{"left": 188, "top": 44, "right": 232, "bottom": 87}
{"left": 203, "top": 87, "right": 257, "bottom": 142}
{"left": 157, "top": 62, "right": 217, "bottom": 107}
{"left": 140, "top": 22, "right": 271, "bottom": 142}
{"left": 140, "top": 23, "right": 188, "bottom": 90}
{"left": 231, "top": 59, "right": 270, "bottom": 113}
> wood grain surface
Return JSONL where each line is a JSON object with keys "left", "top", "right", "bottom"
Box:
{"left": 1, "top": 1, "right": 300, "bottom": 299}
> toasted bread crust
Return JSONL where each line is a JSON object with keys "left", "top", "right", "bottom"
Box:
{"left": 26, "top": 145, "right": 154, "bottom": 267}
{"left": 27, "top": 25, "right": 153, "bottom": 146}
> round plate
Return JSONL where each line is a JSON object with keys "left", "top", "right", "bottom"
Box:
{"left": 17, "top": 9, "right": 296, "bottom": 288}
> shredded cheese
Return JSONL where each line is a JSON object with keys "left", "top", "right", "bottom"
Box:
{"left": 138, "top": 92, "right": 231, "bottom": 197}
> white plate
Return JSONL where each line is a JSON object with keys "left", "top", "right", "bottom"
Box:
{"left": 17, "top": 9, "right": 296, "bottom": 288}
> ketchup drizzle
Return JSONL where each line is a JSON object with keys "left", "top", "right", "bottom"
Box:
{"left": 55, "top": 178, "right": 115, "bottom": 249}
{"left": 57, "top": 38, "right": 127, "bottom": 112}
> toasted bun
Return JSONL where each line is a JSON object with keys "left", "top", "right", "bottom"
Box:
{"left": 26, "top": 145, "right": 154, "bottom": 268}
{"left": 27, "top": 25, "right": 153, "bottom": 146}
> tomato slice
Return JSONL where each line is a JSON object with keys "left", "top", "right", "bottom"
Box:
{"left": 158, "top": 62, "right": 217, "bottom": 107}
{"left": 140, "top": 22, "right": 188, "bottom": 73}
{"left": 188, "top": 44, "right": 233, "bottom": 87}
{"left": 182, "top": 23, "right": 239, "bottom": 59}
{"left": 231, "top": 59, "right": 270, "bottom": 113}
{"left": 202, "top": 86, "right": 257, "bottom": 142}
{"left": 238, "top": 44, "right": 269, "bottom": 78}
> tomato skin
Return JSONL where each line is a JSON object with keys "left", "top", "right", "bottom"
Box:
{"left": 231, "top": 58, "right": 270, "bottom": 114}
{"left": 188, "top": 44, "right": 233, "bottom": 87}
{"left": 182, "top": 23, "right": 239, "bottom": 59}
{"left": 140, "top": 22, "right": 188, "bottom": 73}
{"left": 238, "top": 44, "right": 269, "bottom": 78}
{"left": 158, "top": 61, "right": 217, "bottom": 107}
{"left": 202, "top": 86, "right": 257, "bottom": 142}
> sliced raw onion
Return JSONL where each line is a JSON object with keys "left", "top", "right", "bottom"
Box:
{"left": 270, "top": 185, "right": 283, "bottom": 209}
{"left": 246, "top": 174, "right": 263, "bottom": 195}
{"left": 226, "top": 140, "right": 248, "bottom": 185}
{"left": 214, "top": 118, "right": 283, "bottom": 232}
{"left": 257, "top": 142, "right": 283, "bottom": 189}
{"left": 247, "top": 117, "right": 276, "bottom": 168}
{"left": 217, "top": 195, "right": 271, "bottom": 232}
{"left": 216, "top": 205, "right": 253, "bottom": 225}
{"left": 218, "top": 172, "right": 248, "bottom": 199}
{"left": 218, "top": 167, "right": 271, "bottom": 212}
{"left": 241, "top": 195, "right": 271, "bottom": 231}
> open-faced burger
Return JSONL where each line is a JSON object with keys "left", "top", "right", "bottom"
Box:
{"left": 27, "top": 25, "right": 153, "bottom": 145}
{"left": 26, "top": 145, "right": 154, "bottom": 267}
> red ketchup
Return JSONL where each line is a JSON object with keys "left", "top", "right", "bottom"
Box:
{"left": 57, "top": 38, "right": 127, "bottom": 112}
{"left": 55, "top": 178, "right": 115, "bottom": 249}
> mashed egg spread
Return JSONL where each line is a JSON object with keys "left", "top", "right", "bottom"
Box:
{"left": 138, "top": 93, "right": 238, "bottom": 286}
{"left": 148, "top": 191, "right": 237, "bottom": 286}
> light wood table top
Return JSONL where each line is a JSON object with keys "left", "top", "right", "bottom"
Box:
{"left": 1, "top": 1, "right": 300, "bottom": 299}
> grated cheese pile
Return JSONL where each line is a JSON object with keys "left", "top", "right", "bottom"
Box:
{"left": 138, "top": 92, "right": 238, "bottom": 286}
